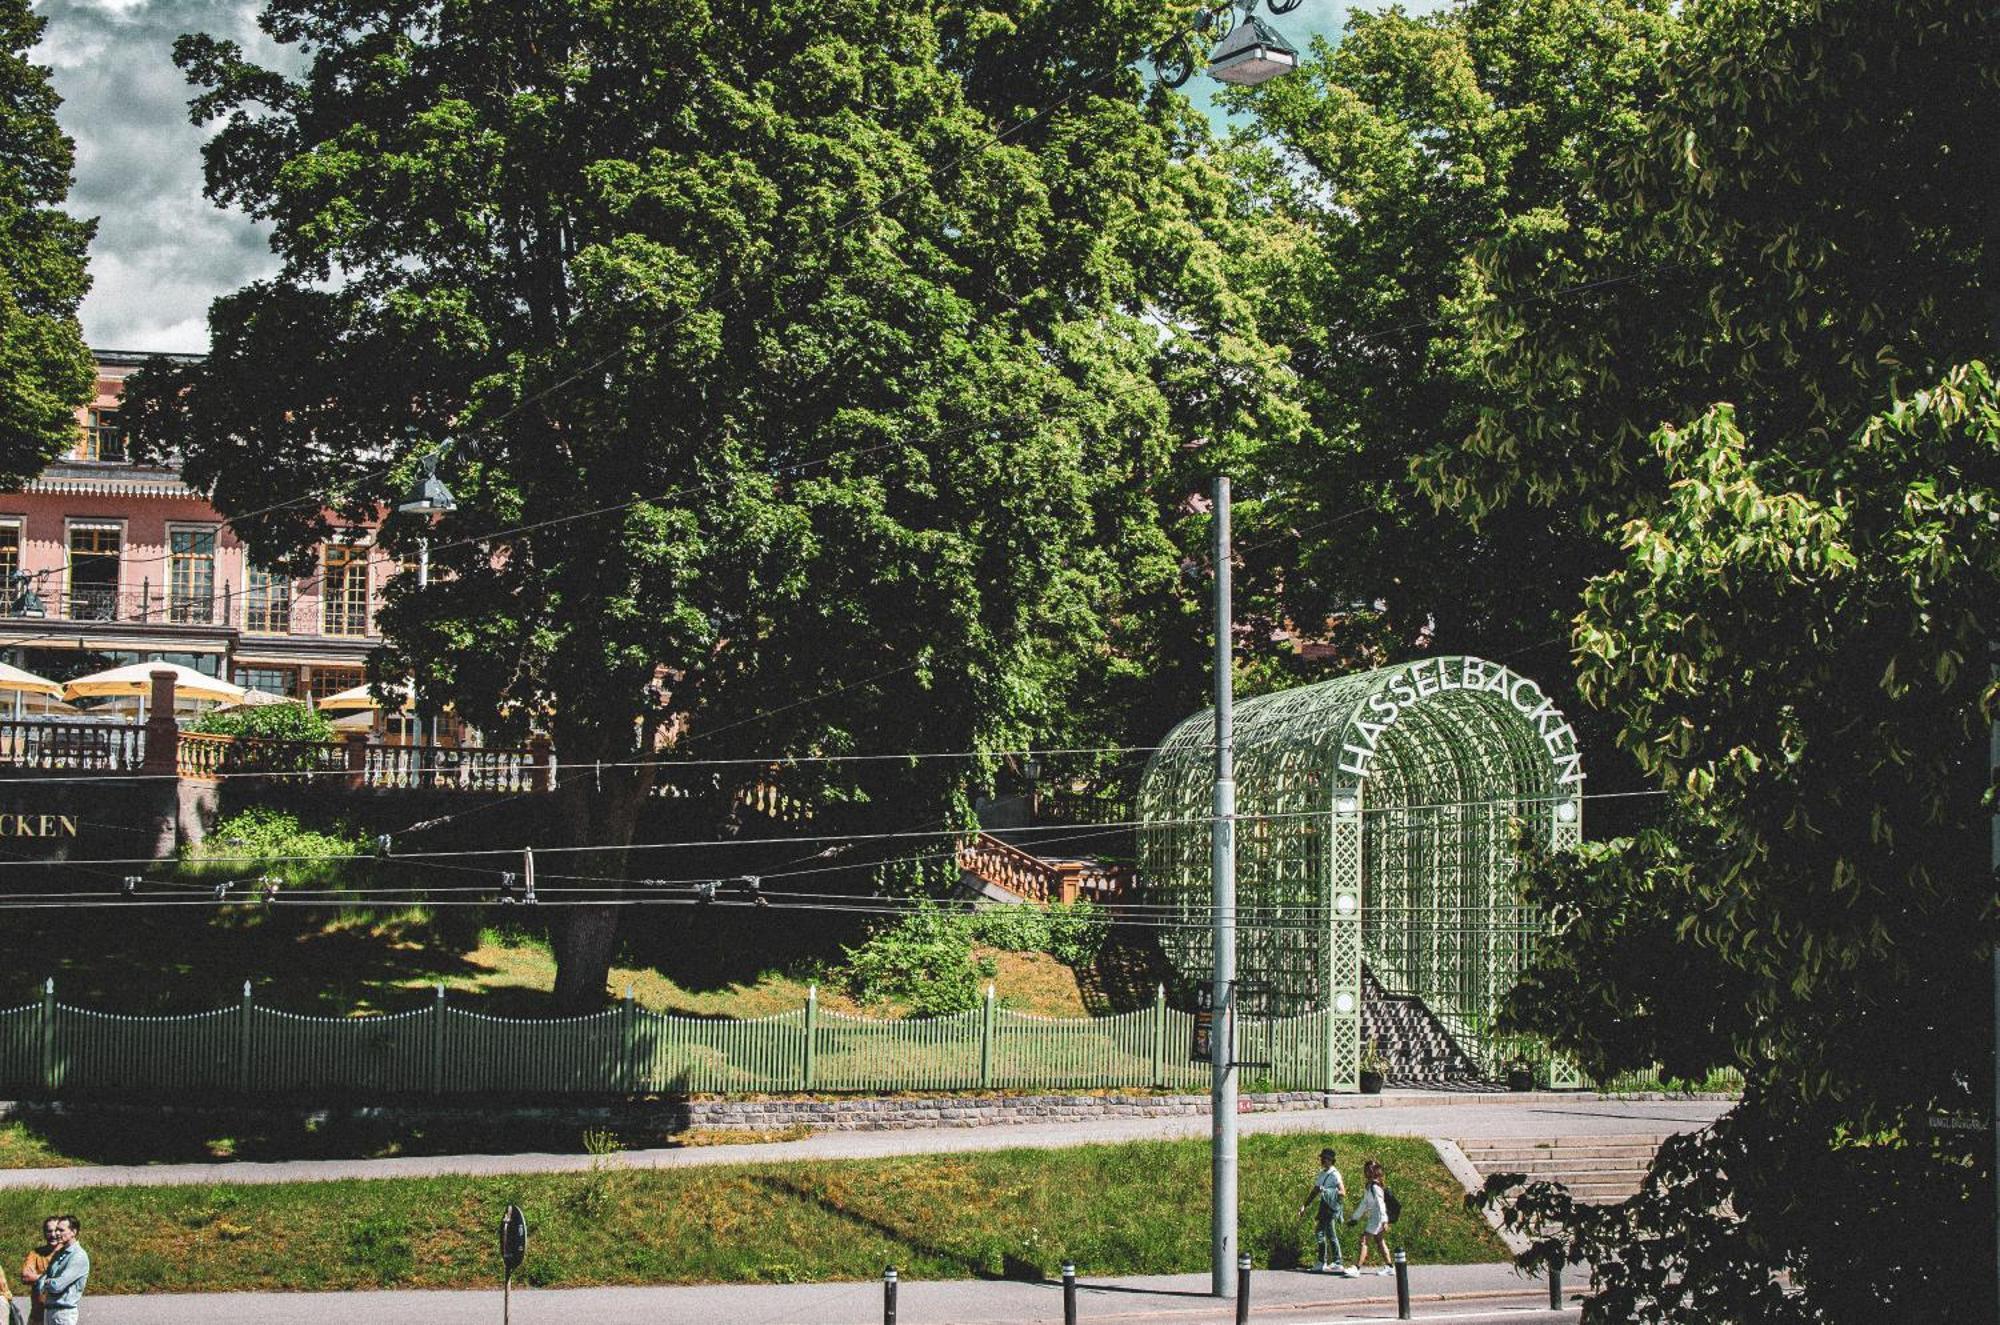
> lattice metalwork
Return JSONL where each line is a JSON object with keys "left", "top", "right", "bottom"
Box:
{"left": 1136, "top": 656, "right": 1584, "bottom": 1086}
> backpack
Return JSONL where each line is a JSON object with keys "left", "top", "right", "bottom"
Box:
{"left": 1383, "top": 1187, "right": 1402, "bottom": 1223}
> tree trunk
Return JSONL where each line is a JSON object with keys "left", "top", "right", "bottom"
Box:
{"left": 548, "top": 753, "right": 656, "bottom": 1011}
{"left": 553, "top": 902, "right": 622, "bottom": 1010}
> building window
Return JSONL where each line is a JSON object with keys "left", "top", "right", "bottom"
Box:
{"left": 168, "top": 528, "right": 217, "bottom": 624}
{"left": 244, "top": 565, "right": 293, "bottom": 635}
{"left": 66, "top": 525, "right": 121, "bottom": 621}
{"left": 78, "top": 408, "right": 125, "bottom": 462}
{"left": 321, "top": 543, "right": 370, "bottom": 637}
{"left": 235, "top": 666, "right": 298, "bottom": 699}
{"left": 0, "top": 524, "right": 19, "bottom": 614}
{"left": 308, "top": 666, "right": 365, "bottom": 702}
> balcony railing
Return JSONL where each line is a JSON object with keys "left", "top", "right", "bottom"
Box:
{"left": 0, "top": 718, "right": 147, "bottom": 771}
{"left": 177, "top": 731, "right": 542, "bottom": 794}
{"left": 0, "top": 579, "right": 377, "bottom": 639}
{"left": 955, "top": 831, "right": 1134, "bottom": 904}
{"left": 44, "top": 582, "right": 235, "bottom": 627}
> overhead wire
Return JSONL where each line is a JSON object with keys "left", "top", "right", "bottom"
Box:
{"left": 0, "top": 785, "right": 1665, "bottom": 877}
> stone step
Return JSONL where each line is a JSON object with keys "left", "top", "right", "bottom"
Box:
{"left": 1456, "top": 1133, "right": 1666, "bottom": 1209}
{"left": 1458, "top": 1144, "right": 1663, "bottom": 1164}
{"left": 1458, "top": 1135, "right": 1667, "bottom": 1156}
{"left": 1467, "top": 1160, "right": 1655, "bottom": 1178}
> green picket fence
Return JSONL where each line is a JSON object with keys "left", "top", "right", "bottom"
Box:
{"left": 0, "top": 981, "right": 1345, "bottom": 1100}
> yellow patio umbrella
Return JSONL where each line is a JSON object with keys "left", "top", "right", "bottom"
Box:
{"left": 316, "top": 680, "right": 415, "bottom": 714}
{"left": 63, "top": 661, "right": 246, "bottom": 718}
{"left": 0, "top": 661, "right": 63, "bottom": 720}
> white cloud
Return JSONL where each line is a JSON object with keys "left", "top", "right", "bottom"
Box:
{"left": 35, "top": 0, "right": 284, "bottom": 353}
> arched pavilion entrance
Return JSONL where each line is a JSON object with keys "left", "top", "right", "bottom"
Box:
{"left": 1135, "top": 655, "right": 1584, "bottom": 1089}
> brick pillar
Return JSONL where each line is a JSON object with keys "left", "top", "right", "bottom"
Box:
{"left": 142, "top": 669, "right": 179, "bottom": 775}
{"left": 344, "top": 730, "right": 369, "bottom": 791}
{"left": 529, "top": 734, "right": 552, "bottom": 793}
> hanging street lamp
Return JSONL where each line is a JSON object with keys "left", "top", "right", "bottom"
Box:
{"left": 1204, "top": 9, "right": 1301, "bottom": 85}
{"left": 1151, "top": 0, "right": 1304, "bottom": 89}
{"left": 397, "top": 450, "right": 458, "bottom": 517}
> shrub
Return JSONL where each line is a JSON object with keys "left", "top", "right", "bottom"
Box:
{"left": 1043, "top": 901, "right": 1111, "bottom": 966}
{"left": 968, "top": 900, "right": 1109, "bottom": 966}
{"left": 191, "top": 701, "right": 336, "bottom": 744}
{"left": 178, "top": 808, "right": 369, "bottom": 886}
{"left": 841, "top": 899, "right": 1109, "bottom": 1015}
{"left": 839, "top": 902, "right": 993, "bottom": 1015}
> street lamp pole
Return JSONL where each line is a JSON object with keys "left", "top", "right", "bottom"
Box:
{"left": 398, "top": 447, "right": 458, "bottom": 779}
{"left": 1211, "top": 474, "right": 1237, "bottom": 1298}
{"left": 417, "top": 536, "right": 436, "bottom": 754}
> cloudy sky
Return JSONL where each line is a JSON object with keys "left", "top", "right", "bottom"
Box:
{"left": 34, "top": 1, "right": 1370, "bottom": 353}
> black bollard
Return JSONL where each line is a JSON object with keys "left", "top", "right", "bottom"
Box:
{"left": 1236, "top": 1253, "right": 1252, "bottom": 1325}
{"left": 1063, "top": 1260, "right": 1078, "bottom": 1325}
{"left": 1393, "top": 1248, "right": 1410, "bottom": 1320}
{"left": 884, "top": 1265, "right": 898, "bottom": 1325}
{"left": 1549, "top": 1259, "right": 1563, "bottom": 1310}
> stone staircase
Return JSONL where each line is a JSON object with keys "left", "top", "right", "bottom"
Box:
{"left": 1454, "top": 1134, "right": 1668, "bottom": 1205}
{"left": 1361, "top": 967, "right": 1486, "bottom": 1085}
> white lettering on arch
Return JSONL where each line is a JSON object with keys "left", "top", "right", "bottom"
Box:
{"left": 1336, "top": 657, "right": 1586, "bottom": 790}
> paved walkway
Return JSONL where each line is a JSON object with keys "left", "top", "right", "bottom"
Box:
{"left": 0, "top": 1094, "right": 1727, "bottom": 1190}
{"left": 43, "top": 1262, "right": 1585, "bottom": 1323}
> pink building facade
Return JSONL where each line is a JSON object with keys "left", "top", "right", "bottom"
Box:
{"left": 0, "top": 350, "right": 392, "bottom": 703}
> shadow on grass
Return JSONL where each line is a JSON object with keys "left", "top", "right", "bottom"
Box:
{"left": 746, "top": 1173, "right": 1048, "bottom": 1283}
{"left": 1073, "top": 930, "right": 1173, "bottom": 1017}
{"left": 617, "top": 895, "right": 871, "bottom": 996}
{"left": 2, "top": 1101, "right": 731, "bottom": 1167}
{"left": 0, "top": 897, "right": 507, "bottom": 1015}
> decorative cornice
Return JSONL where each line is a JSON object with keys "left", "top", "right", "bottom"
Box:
{"left": 22, "top": 472, "right": 198, "bottom": 499}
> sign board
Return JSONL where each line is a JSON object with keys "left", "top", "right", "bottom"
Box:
{"left": 1189, "top": 985, "right": 1217, "bottom": 1064}
{"left": 500, "top": 1204, "right": 528, "bottom": 1272}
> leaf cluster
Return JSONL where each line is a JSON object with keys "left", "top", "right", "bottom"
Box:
{"left": 1459, "top": 1, "right": 2000, "bottom": 1317}
{"left": 191, "top": 701, "right": 338, "bottom": 744}
{"left": 0, "top": 0, "right": 95, "bottom": 484}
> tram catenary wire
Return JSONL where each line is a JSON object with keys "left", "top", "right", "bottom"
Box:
{"left": 0, "top": 784, "right": 1663, "bottom": 872}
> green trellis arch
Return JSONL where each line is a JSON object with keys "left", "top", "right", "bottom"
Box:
{"left": 1135, "top": 655, "right": 1584, "bottom": 1089}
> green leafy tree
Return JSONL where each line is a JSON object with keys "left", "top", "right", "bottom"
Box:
{"left": 1224, "top": 0, "right": 1674, "bottom": 691}
{"left": 1447, "top": 1, "right": 2000, "bottom": 1318}
{"left": 0, "top": 0, "right": 94, "bottom": 480}
{"left": 123, "top": 0, "right": 1295, "bottom": 1007}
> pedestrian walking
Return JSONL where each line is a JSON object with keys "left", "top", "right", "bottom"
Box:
{"left": 17, "top": 1218, "right": 56, "bottom": 1325}
{"left": 29, "top": 1217, "right": 85, "bottom": 1325}
{"left": 1352, "top": 1159, "right": 1394, "bottom": 1275}
{"left": 1296, "top": 1147, "right": 1358, "bottom": 1276}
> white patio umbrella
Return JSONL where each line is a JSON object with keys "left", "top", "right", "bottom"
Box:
{"left": 317, "top": 680, "right": 415, "bottom": 714}
{"left": 215, "top": 688, "right": 296, "bottom": 711}
{"left": 0, "top": 661, "right": 63, "bottom": 720}
{"left": 63, "top": 661, "right": 245, "bottom": 719}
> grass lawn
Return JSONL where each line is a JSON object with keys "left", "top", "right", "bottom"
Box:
{"left": 0, "top": 1133, "right": 1503, "bottom": 1292}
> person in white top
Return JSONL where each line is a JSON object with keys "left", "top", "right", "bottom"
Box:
{"left": 1352, "top": 1159, "right": 1393, "bottom": 1275}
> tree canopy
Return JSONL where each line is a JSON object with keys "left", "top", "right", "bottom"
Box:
{"left": 0, "top": 0, "right": 94, "bottom": 482}
{"left": 1222, "top": 0, "right": 1675, "bottom": 689}
{"left": 1437, "top": 0, "right": 2000, "bottom": 1318}
{"left": 123, "top": 0, "right": 1297, "bottom": 1005}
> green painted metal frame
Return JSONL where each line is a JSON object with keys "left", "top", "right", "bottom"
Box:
{"left": 1135, "top": 656, "right": 1583, "bottom": 1089}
